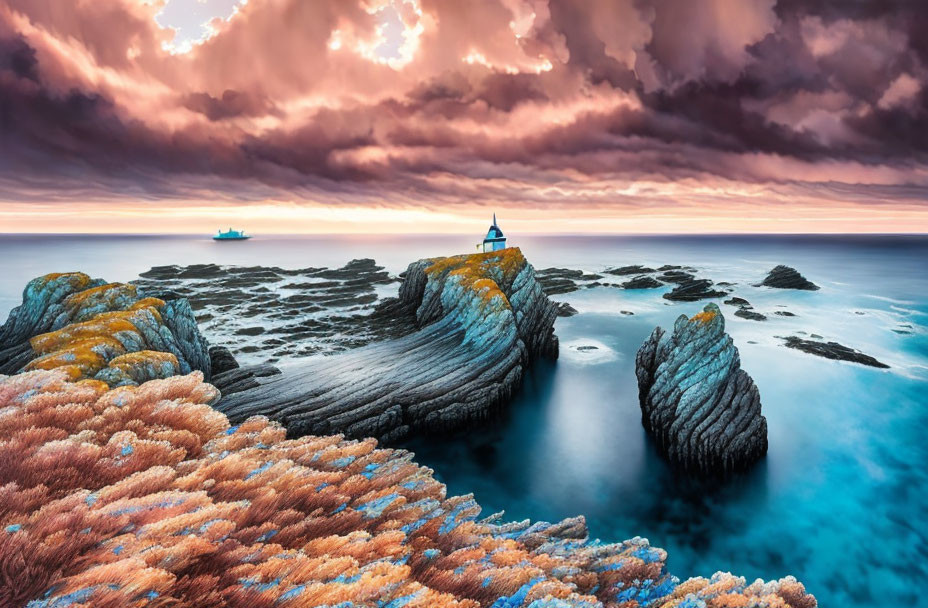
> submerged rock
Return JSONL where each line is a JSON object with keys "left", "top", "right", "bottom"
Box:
{"left": 782, "top": 336, "right": 889, "bottom": 368}
{"left": 760, "top": 265, "right": 820, "bottom": 290}
{"left": 605, "top": 264, "right": 656, "bottom": 276}
{"left": 636, "top": 303, "right": 768, "bottom": 475}
{"left": 0, "top": 370, "right": 816, "bottom": 608}
{"left": 724, "top": 296, "right": 767, "bottom": 321}
{"left": 0, "top": 273, "right": 211, "bottom": 385}
{"left": 662, "top": 279, "right": 728, "bottom": 301}
{"left": 216, "top": 248, "right": 559, "bottom": 442}
{"left": 622, "top": 275, "right": 663, "bottom": 289}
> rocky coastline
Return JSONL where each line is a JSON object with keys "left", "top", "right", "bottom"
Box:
{"left": 636, "top": 304, "right": 769, "bottom": 476}
{"left": 0, "top": 250, "right": 816, "bottom": 607}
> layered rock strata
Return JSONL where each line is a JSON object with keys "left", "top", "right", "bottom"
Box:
{"left": 760, "top": 265, "right": 820, "bottom": 290}
{"left": 216, "top": 248, "right": 559, "bottom": 443}
{"left": 636, "top": 303, "right": 768, "bottom": 475}
{"left": 662, "top": 279, "right": 728, "bottom": 302}
{"left": 0, "top": 369, "right": 816, "bottom": 608}
{"left": 0, "top": 273, "right": 210, "bottom": 386}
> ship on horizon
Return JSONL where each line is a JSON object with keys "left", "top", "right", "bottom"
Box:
{"left": 213, "top": 228, "right": 251, "bottom": 241}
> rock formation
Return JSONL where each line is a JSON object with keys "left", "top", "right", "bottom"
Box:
{"left": 723, "top": 297, "right": 767, "bottom": 321}
{"left": 662, "top": 279, "right": 728, "bottom": 302}
{"left": 605, "top": 265, "right": 656, "bottom": 276}
{"left": 0, "top": 273, "right": 210, "bottom": 386}
{"left": 622, "top": 276, "right": 663, "bottom": 289}
{"left": 534, "top": 267, "right": 602, "bottom": 295}
{"left": 215, "top": 248, "right": 559, "bottom": 443}
{"left": 782, "top": 336, "right": 889, "bottom": 368}
{"left": 760, "top": 265, "right": 820, "bottom": 290}
{"left": 133, "top": 259, "right": 402, "bottom": 364}
{"left": 0, "top": 369, "right": 816, "bottom": 608}
{"left": 636, "top": 303, "right": 768, "bottom": 475}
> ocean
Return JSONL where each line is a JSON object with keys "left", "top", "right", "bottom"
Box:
{"left": 1, "top": 233, "right": 926, "bottom": 606}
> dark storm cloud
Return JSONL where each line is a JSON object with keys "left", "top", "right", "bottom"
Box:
{"left": 0, "top": 0, "right": 927, "bottom": 208}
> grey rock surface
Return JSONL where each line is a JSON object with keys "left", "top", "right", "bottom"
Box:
{"left": 781, "top": 336, "right": 889, "bottom": 368}
{"left": 635, "top": 303, "right": 768, "bottom": 475}
{"left": 662, "top": 279, "right": 728, "bottom": 302}
{"left": 215, "top": 248, "right": 559, "bottom": 443}
{"left": 759, "top": 265, "right": 820, "bottom": 290}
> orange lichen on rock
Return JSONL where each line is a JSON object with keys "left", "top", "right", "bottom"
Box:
{"left": 23, "top": 292, "right": 182, "bottom": 385}
{"left": 0, "top": 370, "right": 816, "bottom": 608}
{"left": 690, "top": 308, "right": 718, "bottom": 324}
{"left": 424, "top": 248, "right": 530, "bottom": 310}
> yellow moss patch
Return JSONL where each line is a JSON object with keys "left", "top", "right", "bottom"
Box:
{"left": 425, "top": 248, "right": 526, "bottom": 310}
{"left": 690, "top": 309, "right": 717, "bottom": 324}
{"left": 25, "top": 336, "right": 125, "bottom": 377}
{"left": 107, "top": 351, "right": 178, "bottom": 373}
{"left": 129, "top": 297, "right": 166, "bottom": 311}
{"left": 30, "top": 314, "right": 139, "bottom": 355}
{"left": 63, "top": 282, "right": 136, "bottom": 307}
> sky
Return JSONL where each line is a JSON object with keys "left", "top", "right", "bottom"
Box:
{"left": 1, "top": 0, "right": 927, "bottom": 234}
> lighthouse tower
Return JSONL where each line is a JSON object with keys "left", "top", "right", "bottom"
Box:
{"left": 481, "top": 213, "right": 507, "bottom": 253}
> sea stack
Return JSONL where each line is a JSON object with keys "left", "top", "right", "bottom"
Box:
{"left": 760, "top": 265, "right": 820, "bottom": 290}
{"left": 215, "top": 247, "right": 559, "bottom": 442}
{"left": 635, "top": 303, "right": 767, "bottom": 475}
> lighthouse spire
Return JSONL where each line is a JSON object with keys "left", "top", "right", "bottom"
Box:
{"left": 492, "top": 212, "right": 497, "bottom": 226}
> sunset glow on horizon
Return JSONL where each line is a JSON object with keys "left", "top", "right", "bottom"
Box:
{"left": 2, "top": 0, "right": 928, "bottom": 233}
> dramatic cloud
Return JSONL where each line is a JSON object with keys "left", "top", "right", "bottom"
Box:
{"left": 0, "top": 0, "right": 926, "bottom": 230}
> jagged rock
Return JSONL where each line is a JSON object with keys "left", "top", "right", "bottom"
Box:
{"left": 0, "top": 272, "right": 212, "bottom": 384}
{"left": 556, "top": 302, "right": 579, "bottom": 317}
{"left": 534, "top": 267, "right": 602, "bottom": 296}
{"left": 208, "top": 345, "right": 240, "bottom": 375}
{"left": 622, "top": 276, "right": 663, "bottom": 289}
{"left": 216, "top": 248, "right": 559, "bottom": 443}
{"left": 605, "top": 265, "right": 655, "bottom": 276}
{"left": 724, "top": 297, "right": 767, "bottom": 321}
{"left": 662, "top": 279, "right": 727, "bottom": 301}
{"left": 735, "top": 308, "right": 767, "bottom": 321}
{"left": 636, "top": 303, "right": 768, "bottom": 475}
{"left": 760, "top": 265, "right": 820, "bottom": 290}
{"left": 775, "top": 310, "right": 797, "bottom": 317}
{"left": 658, "top": 270, "right": 696, "bottom": 284}
{"left": 782, "top": 336, "right": 889, "bottom": 368}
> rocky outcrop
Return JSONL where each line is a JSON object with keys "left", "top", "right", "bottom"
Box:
{"left": 605, "top": 264, "right": 656, "bottom": 275}
{"left": 622, "top": 276, "right": 663, "bottom": 289}
{"left": 0, "top": 369, "right": 816, "bottom": 608}
{"left": 782, "top": 336, "right": 889, "bottom": 368}
{"left": 0, "top": 272, "right": 211, "bottom": 386}
{"left": 636, "top": 303, "right": 768, "bottom": 475}
{"left": 662, "top": 279, "right": 728, "bottom": 301}
{"left": 534, "top": 267, "right": 602, "bottom": 295}
{"left": 724, "top": 297, "right": 767, "bottom": 321}
{"left": 760, "top": 265, "right": 820, "bottom": 290}
{"left": 215, "top": 248, "right": 559, "bottom": 443}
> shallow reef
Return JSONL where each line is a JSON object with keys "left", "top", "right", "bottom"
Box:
{"left": 0, "top": 370, "right": 815, "bottom": 607}
{"left": 636, "top": 304, "right": 768, "bottom": 475}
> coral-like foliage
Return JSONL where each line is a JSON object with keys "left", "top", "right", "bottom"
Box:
{"left": 0, "top": 371, "right": 815, "bottom": 608}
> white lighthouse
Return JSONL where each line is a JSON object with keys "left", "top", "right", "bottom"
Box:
{"left": 480, "top": 213, "right": 507, "bottom": 253}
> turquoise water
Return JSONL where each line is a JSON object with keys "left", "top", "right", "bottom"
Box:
{"left": 1, "top": 233, "right": 926, "bottom": 605}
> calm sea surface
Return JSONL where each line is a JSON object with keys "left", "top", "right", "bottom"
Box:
{"left": 1, "top": 233, "right": 926, "bottom": 606}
